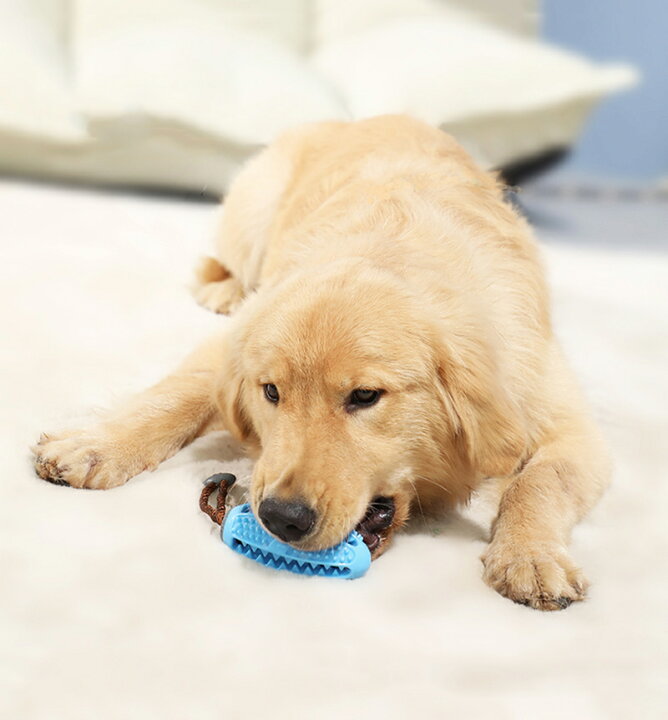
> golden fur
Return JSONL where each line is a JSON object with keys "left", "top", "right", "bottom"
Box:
{"left": 33, "top": 116, "right": 610, "bottom": 610}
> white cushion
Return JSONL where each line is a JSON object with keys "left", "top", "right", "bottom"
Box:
{"left": 312, "top": 7, "right": 636, "bottom": 167}
{"left": 75, "top": 0, "right": 311, "bottom": 53}
{"left": 314, "top": 0, "right": 443, "bottom": 47}
{"left": 0, "top": 1, "right": 84, "bottom": 142}
{"left": 74, "top": 0, "right": 346, "bottom": 147}
{"left": 0, "top": 1, "right": 637, "bottom": 191}
{"left": 316, "top": 0, "right": 541, "bottom": 45}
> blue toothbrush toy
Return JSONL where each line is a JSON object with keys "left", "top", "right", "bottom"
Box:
{"left": 223, "top": 504, "right": 371, "bottom": 578}
{"left": 200, "top": 473, "right": 373, "bottom": 579}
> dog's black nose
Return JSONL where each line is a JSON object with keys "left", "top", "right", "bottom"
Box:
{"left": 258, "top": 498, "right": 316, "bottom": 542}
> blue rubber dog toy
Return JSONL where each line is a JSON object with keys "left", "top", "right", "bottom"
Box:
{"left": 223, "top": 504, "right": 371, "bottom": 579}
{"left": 200, "top": 473, "right": 371, "bottom": 579}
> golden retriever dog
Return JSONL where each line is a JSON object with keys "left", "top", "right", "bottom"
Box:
{"left": 33, "top": 115, "right": 610, "bottom": 610}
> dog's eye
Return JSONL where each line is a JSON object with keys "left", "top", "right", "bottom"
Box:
{"left": 348, "top": 388, "right": 382, "bottom": 409}
{"left": 263, "top": 383, "right": 279, "bottom": 404}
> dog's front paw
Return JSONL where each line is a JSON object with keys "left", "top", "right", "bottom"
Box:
{"left": 481, "top": 540, "right": 588, "bottom": 611}
{"left": 32, "top": 431, "right": 130, "bottom": 490}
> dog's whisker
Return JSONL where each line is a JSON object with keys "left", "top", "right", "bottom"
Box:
{"left": 413, "top": 474, "right": 453, "bottom": 496}
{"left": 406, "top": 477, "right": 426, "bottom": 522}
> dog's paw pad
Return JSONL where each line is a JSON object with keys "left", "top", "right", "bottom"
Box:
{"left": 32, "top": 432, "right": 128, "bottom": 490}
{"left": 482, "top": 542, "right": 588, "bottom": 611}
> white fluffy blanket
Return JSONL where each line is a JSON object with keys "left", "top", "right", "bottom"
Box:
{"left": 2, "top": 181, "right": 666, "bottom": 719}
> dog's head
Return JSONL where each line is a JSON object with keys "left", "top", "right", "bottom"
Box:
{"left": 217, "top": 261, "right": 525, "bottom": 550}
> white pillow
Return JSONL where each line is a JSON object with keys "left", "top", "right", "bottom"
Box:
{"left": 314, "top": 0, "right": 443, "bottom": 46}
{"left": 74, "top": 0, "right": 347, "bottom": 147}
{"left": 315, "top": 0, "right": 540, "bottom": 45}
{"left": 75, "top": 0, "right": 311, "bottom": 53}
{"left": 0, "top": 0, "right": 84, "bottom": 142}
{"left": 0, "top": 1, "right": 637, "bottom": 193}
{"left": 312, "top": 8, "right": 636, "bottom": 167}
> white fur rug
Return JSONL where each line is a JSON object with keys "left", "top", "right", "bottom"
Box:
{"left": 2, "top": 181, "right": 666, "bottom": 719}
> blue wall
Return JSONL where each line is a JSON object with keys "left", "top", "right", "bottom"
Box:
{"left": 543, "top": 0, "right": 668, "bottom": 180}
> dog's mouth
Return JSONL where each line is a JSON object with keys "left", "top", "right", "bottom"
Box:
{"left": 204, "top": 476, "right": 397, "bottom": 556}
{"left": 355, "top": 496, "right": 395, "bottom": 556}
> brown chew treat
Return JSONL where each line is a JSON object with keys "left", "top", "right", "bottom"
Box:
{"left": 355, "top": 496, "right": 396, "bottom": 558}
{"left": 199, "top": 474, "right": 396, "bottom": 561}
{"left": 199, "top": 473, "right": 237, "bottom": 525}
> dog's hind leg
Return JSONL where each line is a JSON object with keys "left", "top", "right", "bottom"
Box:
{"left": 193, "top": 256, "right": 245, "bottom": 315}
{"left": 194, "top": 138, "right": 297, "bottom": 314}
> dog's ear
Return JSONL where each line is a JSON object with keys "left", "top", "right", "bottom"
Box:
{"left": 434, "top": 329, "right": 526, "bottom": 478}
{"left": 215, "top": 336, "right": 257, "bottom": 445}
